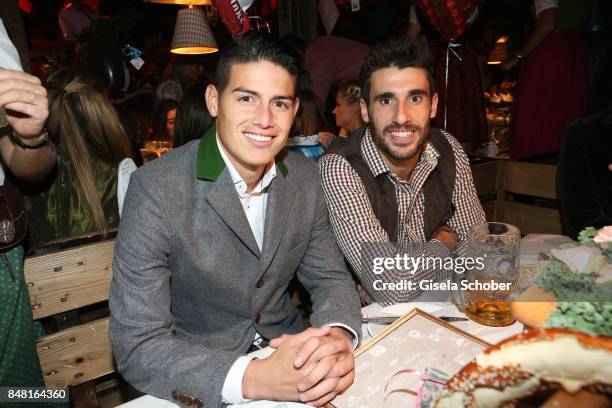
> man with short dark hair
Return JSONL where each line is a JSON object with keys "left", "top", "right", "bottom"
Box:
{"left": 320, "top": 37, "right": 485, "bottom": 306}
{"left": 110, "top": 31, "right": 360, "bottom": 407}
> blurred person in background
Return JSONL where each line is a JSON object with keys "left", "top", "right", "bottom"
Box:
{"left": 503, "top": 0, "right": 589, "bottom": 159}
{"left": 286, "top": 89, "right": 332, "bottom": 160}
{"left": 155, "top": 55, "right": 205, "bottom": 107}
{"left": 333, "top": 81, "right": 366, "bottom": 137}
{"left": 173, "top": 82, "right": 213, "bottom": 148}
{"left": 305, "top": 36, "right": 370, "bottom": 106}
{"left": 116, "top": 93, "right": 155, "bottom": 167}
{"left": 406, "top": 2, "right": 488, "bottom": 152}
{"left": 58, "top": 0, "right": 101, "bottom": 40}
{"left": 0, "top": 20, "right": 57, "bottom": 401}
{"left": 23, "top": 68, "right": 135, "bottom": 249}
{"left": 557, "top": 49, "right": 612, "bottom": 240}
{"left": 150, "top": 99, "right": 178, "bottom": 144}
{"left": 142, "top": 99, "right": 177, "bottom": 162}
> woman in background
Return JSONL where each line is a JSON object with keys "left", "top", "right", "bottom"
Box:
{"left": 286, "top": 90, "right": 331, "bottom": 160}
{"left": 141, "top": 99, "right": 177, "bottom": 161}
{"left": 148, "top": 99, "right": 178, "bottom": 145}
{"left": 333, "top": 81, "right": 365, "bottom": 137}
{"left": 24, "top": 68, "right": 135, "bottom": 248}
{"left": 173, "top": 82, "right": 213, "bottom": 148}
{"left": 504, "top": 0, "right": 589, "bottom": 159}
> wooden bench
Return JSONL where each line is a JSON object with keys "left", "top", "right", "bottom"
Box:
{"left": 470, "top": 159, "right": 562, "bottom": 235}
{"left": 498, "top": 161, "right": 561, "bottom": 235}
{"left": 25, "top": 239, "right": 117, "bottom": 407}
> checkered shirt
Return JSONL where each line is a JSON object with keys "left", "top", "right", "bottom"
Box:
{"left": 319, "top": 128, "right": 485, "bottom": 306}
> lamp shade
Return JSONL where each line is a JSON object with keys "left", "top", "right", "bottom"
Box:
{"left": 171, "top": 6, "right": 218, "bottom": 54}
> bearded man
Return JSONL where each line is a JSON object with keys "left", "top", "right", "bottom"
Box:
{"left": 319, "top": 37, "right": 485, "bottom": 306}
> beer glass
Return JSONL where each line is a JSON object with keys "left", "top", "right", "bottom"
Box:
{"left": 461, "top": 222, "right": 520, "bottom": 326}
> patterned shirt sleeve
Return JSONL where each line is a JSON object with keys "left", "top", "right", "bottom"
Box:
{"left": 319, "top": 153, "right": 452, "bottom": 306}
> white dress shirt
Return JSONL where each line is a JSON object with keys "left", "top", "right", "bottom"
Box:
{"left": 217, "top": 137, "right": 276, "bottom": 404}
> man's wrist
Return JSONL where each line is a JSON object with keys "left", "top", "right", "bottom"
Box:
{"left": 222, "top": 355, "right": 256, "bottom": 404}
{"left": 242, "top": 358, "right": 264, "bottom": 400}
{"left": 329, "top": 326, "right": 353, "bottom": 342}
{"left": 325, "top": 324, "right": 359, "bottom": 350}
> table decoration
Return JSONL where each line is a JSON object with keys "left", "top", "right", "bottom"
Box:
{"left": 511, "top": 226, "right": 612, "bottom": 336}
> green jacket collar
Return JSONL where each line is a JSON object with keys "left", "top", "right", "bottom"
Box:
{"left": 196, "top": 124, "right": 288, "bottom": 181}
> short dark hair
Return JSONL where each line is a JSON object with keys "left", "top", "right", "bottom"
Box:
{"left": 215, "top": 31, "right": 299, "bottom": 95}
{"left": 174, "top": 82, "right": 214, "bottom": 147}
{"left": 360, "top": 37, "right": 435, "bottom": 105}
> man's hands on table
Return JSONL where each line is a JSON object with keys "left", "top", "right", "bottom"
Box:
{"left": 242, "top": 326, "right": 355, "bottom": 406}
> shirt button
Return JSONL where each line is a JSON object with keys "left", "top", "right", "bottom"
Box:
{"left": 255, "top": 313, "right": 261, "bottom": 324}
{"left": 256, "top": 279, "right": 264, "bottom": 288}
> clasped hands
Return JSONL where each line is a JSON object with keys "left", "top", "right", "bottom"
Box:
{"left": 242, "top": 326, "right": 355, "bottom": 406}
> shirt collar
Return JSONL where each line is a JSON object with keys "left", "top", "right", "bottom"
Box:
{"left": 216, "top": 134, "right": 277, "bottom": 195}
{"left": 361, "top": 127, "right": 440, "bottom": 178}
{"left": 196, "top": 123, "right": 288, "bottom": 181}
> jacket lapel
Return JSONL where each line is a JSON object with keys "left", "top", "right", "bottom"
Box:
{"left": 260, "top": 165, "right": 294, "bottom": 272}
{"left": 197, "top": 126, "right": 260, "bottom": 257}
{"left": 205, "top": 170, "right": 261, "bottom": 258}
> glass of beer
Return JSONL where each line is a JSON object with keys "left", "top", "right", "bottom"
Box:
{"left": 462, "top": 222, "right": 520, "bottom": 326}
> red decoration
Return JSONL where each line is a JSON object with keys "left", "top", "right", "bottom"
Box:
{"left": 18, "top": 0, "right": 32, "bottom": 13}
{"left": 212, "top": 0, "right": 252, "bottom": 38}
{"left": 417, "top": 0, "right": 479, "bottom": 41}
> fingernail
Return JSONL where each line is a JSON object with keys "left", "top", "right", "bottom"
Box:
{"left": 298, "top": 383, "right": 306, "bottom": 392}
{"left": 294, "top": 357, "right": 303, "bottom": 366}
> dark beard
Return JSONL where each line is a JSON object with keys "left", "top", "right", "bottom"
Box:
{"left": 370, "top": 123, "right": 428, "bottom": 160}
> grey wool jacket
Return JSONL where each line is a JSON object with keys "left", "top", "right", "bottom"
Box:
{"left": 109, "top": 126, "right": 361, "bottom": 407}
